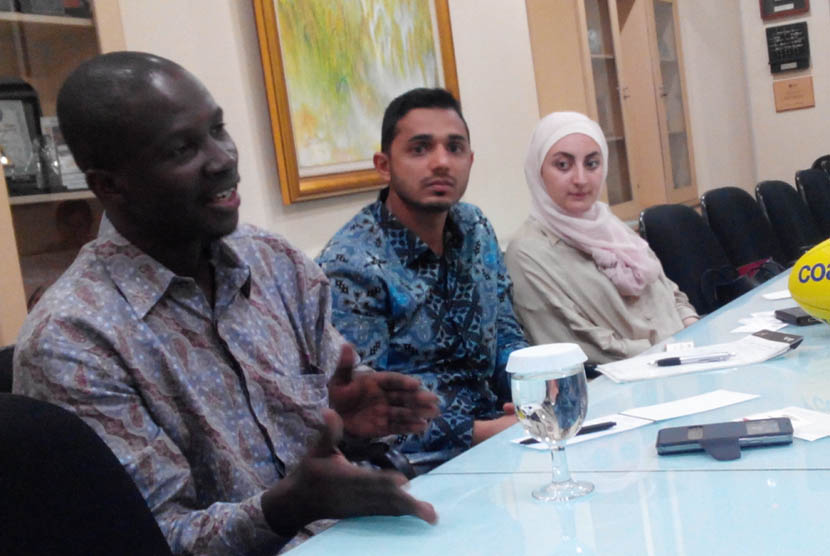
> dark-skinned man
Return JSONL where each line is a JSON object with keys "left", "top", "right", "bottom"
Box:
{"left": 13, "top": 51, "right": 438, "bottom": 555}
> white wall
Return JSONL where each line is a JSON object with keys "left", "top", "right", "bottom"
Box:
{"left": 738, "top": 0, "right": 830, "bottom": 186}
{"left": 677, "top": 0, "right": 755, "bottom": 194}
{"left": 117, "top": 0, "right": 538, "bottom": 256}
{"left": 448, "top": 0, "right": 538, "bottom": 241}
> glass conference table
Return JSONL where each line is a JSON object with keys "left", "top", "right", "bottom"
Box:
{"left": 291, "top": 271, "right": 830, "bottom": 555}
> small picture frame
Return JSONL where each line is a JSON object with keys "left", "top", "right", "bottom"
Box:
{"left": 0, "top": 79, "right": 42, "bottom": 195}
{"left": 0, "top": 100, "right": 39, "bottom": 193}
{"left": 760, "top": 0, "right": 809, "bottom": 20}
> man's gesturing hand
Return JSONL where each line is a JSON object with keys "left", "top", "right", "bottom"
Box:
{"left": 261, "top": 409, "right": 438, "bottom": 536}
{"left": 328, "top": 344, "right": 439, "bottom": 438}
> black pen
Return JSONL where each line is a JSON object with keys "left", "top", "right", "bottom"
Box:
{"left": 520, "top": 421, "right": 616, "bottom": 445}
{"left": 653, "top": 352, "right": 733, "bottom": 367}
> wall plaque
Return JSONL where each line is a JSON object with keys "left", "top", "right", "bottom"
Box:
{"left": 766, "top": 22, "right": 809, "bottom": 73}
{"left": 760, "top": 0, "right": 809, "bottom": 20}
{"left": 773, "top": 76, "right": 815, "bottom": 112}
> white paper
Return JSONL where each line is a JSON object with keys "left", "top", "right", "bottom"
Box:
{"left": 664, "top": 341, "right": 695, "bottom": 353}
{"left": 512, "top": 413, "right": 652, "bottom": 450}
{"left": 598, "top": 332, "right": 796, "bottom": 383}
{"left": 730, "top": 311, "right": 788, "bottom": 333}
{"left": 762, "top": 289, "right": 791, "bottom": 300}
{"left": 742, "top": 407, "right": 830, "bottom": 442}
{"left": 731, "top": 320, "right": 787, "bottom": 334}
{"left": 621, "top": 389, "right": 759, "bottom": 422}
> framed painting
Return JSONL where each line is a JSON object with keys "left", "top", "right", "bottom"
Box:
{"left": 253, "top": 0, "right": 459, "bottom": 204}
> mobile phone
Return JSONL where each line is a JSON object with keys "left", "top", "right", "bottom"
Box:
{"left": 656, "top": 417, "right": 793, "bottom": 456}
{"left": 774, "top": 306, "right": 821, "bottom": 326}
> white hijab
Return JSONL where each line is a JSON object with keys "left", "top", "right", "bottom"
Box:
{"left": 525, "top": 111, "right": 661, "bottom": 297}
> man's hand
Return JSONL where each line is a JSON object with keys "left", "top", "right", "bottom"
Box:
{"left": 472, "top": 402, "right": 517, "bottom": 445}
{"left": 328, "top": 345, "right": 439, "bottom": 438}
{"left": 261, "top": 409, "right": 437, "bottom": 536}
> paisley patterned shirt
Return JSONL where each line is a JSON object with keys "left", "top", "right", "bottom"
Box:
{"left": 316, "top": 190, "right": 528, "bottom": 464}
{"left": 14, "top": 224, "right": 345, "bottom": 555}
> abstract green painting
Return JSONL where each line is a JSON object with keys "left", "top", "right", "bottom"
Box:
{"left": 254, "top": 0, "right": 457, "bottom": 203}
{"left": 277, "top": 0, "right": 443, "bottom": 174}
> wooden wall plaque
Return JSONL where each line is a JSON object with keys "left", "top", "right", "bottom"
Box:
{"left": 773, "top": 76, "right": 815, "bottom": 112}
{"left": 760, "top": 0, "right": 809, "bottom": 20}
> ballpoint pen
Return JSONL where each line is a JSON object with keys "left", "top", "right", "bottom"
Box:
{"left": 520, "top": 421, "right": 616, "bottom": 445}
{"left": 653, "top": 352, "right": 734, "bottom": 367}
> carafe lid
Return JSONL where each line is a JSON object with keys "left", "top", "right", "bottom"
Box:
{"left": 506, "top": 343, "right": 587, "bottom": 374}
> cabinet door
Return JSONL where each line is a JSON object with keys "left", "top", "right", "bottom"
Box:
{"left": 648, "top": 0, "right": 696, "bottom": 203}
{"left": 0, "top": 172, "right": 27, "bottom": 344}
{"left": 583, "top": 0, "right": 640, "bottom": 221}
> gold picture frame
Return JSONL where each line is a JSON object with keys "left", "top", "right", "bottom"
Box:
{"left": 253, "top": 0, "right": 459, "bottom": 204}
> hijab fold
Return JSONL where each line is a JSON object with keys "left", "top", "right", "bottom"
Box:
{"left": 524, "top": 112, "right": 661, "bottom": 297}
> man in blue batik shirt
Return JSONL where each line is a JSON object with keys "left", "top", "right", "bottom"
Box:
{"left": 317, "top": 88, "right": 529, "bottom": 472}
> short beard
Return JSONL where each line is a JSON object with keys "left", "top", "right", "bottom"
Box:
{"left": 390, "top": 182, "right": 456, "bottom": 214}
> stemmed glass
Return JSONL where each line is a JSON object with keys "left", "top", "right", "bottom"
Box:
{"left": 507, "top": 343, "right": 594, "bottom": 501}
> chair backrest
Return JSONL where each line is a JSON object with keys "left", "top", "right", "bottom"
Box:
{"left": 0, "top": 393, "right": 174, "bottom": 556}
{"left": 639, "top": 204, "right": 755, "bottom": 314}
{"left": 699, "top": 186, "right": 787, "bottom": 268}
{"left": 0, "top": 344, "right": 12, "bottom": 393}
{"left": 811, "top": 154, "right": 830, "bottom": 174}
{"left": 795, "top": 169, "right": 830, "bottom": 238}
{"left": 755, "top": 180, "right": 824, "bottom": 265}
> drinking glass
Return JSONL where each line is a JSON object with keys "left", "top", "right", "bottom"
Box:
{"left": 507, "top": 343, "right": 594, "bottom": 501}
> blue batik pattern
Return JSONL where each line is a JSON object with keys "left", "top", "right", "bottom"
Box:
{"left": 317, "top": 189, "right": 528, "bottom": 462}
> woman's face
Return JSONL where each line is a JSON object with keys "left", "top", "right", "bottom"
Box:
{"left": 540, "top": 133, "right": 603, "bottom": 216}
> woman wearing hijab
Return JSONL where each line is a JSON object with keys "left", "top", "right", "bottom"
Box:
{"left": 505, "top": 112, "right": 698, "bottom": 364}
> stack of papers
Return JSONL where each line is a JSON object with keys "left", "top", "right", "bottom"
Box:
{"left": 598, "top": 330, "right": 802, "bottom": 383}
{"left": 762, "top": 289, "right": 791, "bottom": 300}
{"left": 741, "top": 407, "right": 830, "bottom": 441}
{"left": 731, "top": 311, "right": 788, "bottom": 334}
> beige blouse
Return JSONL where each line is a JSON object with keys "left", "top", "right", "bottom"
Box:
{"left": 505, "top": 217, "right": 698, "bottom": 363}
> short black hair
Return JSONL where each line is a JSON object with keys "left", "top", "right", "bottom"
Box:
{"left": 56, "top": 51, "right": 185, "bottom": 171}
{"left": 380, "top": 88, "right": 468, "bottom": 153}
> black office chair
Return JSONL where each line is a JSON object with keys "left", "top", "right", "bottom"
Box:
{"left": 639, "top": 204, "right": 757, "bottom": 315}
{"left": 0, "top": 393, "right": 174, "bottom": 556}
{"left": 699, "top": 187, "right": 787, "bottom": 280}
{"left": 755, "top": 180, "right": 824, "bottom": 265}
{"left": 811, "top": 154, "right": 830, "bottom": 175}
{"left": 795, "top": 169, "right": 830, "bottom": 238}
{"left": 0, "top": 344, "right": 13, "bottom": 392}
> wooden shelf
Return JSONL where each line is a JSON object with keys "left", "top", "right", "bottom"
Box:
{"left": 591, "top": 53, "right": 615, "bottom": 60}
{"left": 9, "top": 189, "right": 94, "bottom": 205}
{"left": 0, "top": 11, "right": 93, "bottom": 27}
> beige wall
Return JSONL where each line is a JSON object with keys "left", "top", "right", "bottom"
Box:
{"left": 118, "top": 0, "right": 538, "bottom": 256}
{"left": 677, "top": 0, "right": 755, "bottom": 194}
{"left": 118, "top": 0, "right": 818, "bottom": 245}
{"left": 738, "top": 0, "right": 830, "bottom": 187}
